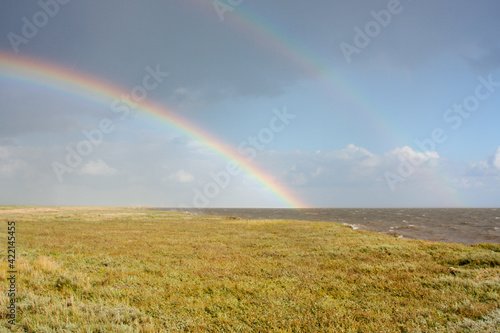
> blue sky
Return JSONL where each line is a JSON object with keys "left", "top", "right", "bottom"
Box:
{"left": 1, "top": 0, "right": 500, "bottom": 207}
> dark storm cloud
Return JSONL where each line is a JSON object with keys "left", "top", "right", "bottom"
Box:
{"left": 1, "top": 0, "right": 305, "bottom": 107}
{"left": 3, "top": 0, "right": 500, "bottom": 107}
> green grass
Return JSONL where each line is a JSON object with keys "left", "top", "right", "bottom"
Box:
{"left": 0, "top": 206, "right": 499, "bottom": 332}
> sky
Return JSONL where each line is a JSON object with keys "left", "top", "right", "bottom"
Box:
{"left": 1, "top": 0, "right": 500, "bottom": 208}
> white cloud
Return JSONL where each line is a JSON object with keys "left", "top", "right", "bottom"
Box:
{"left": 331, "top": 144, "right": 382, "bottom": 168}
{"left": 494, "top": 146, "right": 500, "bottom": 170}
{"left": 469, "top": 160, "right": 491, "bottom": 172}
{"left": 467, "top": 147, "right": 500, "bottom": 176}
{"left": 386, "top": 146, "right": 439, "bottom": 162}
{"left": 340, "top": 143, "right": 373, "bottom": 158}
{"left": 451, "top": 177, "right": 484, "bottom": 189}
{"left": 312, "top": 167, "right": 323, "bottom": 177}
{"left": 79, "top": 159, "right": 117, "bottom": 176}
{"left": 167, "top": 169, "right": 194, "bottom": 183}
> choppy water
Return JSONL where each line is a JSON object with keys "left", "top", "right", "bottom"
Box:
{"left": 158, "top": 208, "right": 500, "bottom": 245}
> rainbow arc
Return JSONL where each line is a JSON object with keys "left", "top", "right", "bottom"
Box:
{"left": 0, "top": 51, "right": 308, "bottom": 208}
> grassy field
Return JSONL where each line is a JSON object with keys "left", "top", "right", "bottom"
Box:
{"left": 0, "top": 206, "right": 499, "bottom": 332}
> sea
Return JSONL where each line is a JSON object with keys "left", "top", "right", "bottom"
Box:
{"left": 157, "top": 208, "right": 500, "bottom": 245}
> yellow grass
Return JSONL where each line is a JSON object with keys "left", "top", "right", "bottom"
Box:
{"left": 0, "top": 206, "right": 499, "bottom": 332}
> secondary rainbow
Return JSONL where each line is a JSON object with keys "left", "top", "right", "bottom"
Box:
{"left": 193, "top": 1, "right": 404, "bottom": 144}
{"left": 0, "top": 51, "right": 308, "bottom": 208}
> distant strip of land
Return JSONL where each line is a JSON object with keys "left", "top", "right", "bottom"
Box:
{"left": 0, "top": 206, "right": 499, "bottom": 332}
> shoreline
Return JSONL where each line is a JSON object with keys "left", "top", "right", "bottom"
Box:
{"left": 1, "top": 205, "right": 499, "bottom": 245}
{"left": 155, "top": 207, "right": 500, "bottom": 245}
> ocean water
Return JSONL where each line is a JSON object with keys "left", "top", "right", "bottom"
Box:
{"left": 159, "top": 208, "right": 500, "bottom": 245}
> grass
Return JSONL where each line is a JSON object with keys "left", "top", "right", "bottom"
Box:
{"left": 0, "top": 206, "right": 498, "bottom": 332}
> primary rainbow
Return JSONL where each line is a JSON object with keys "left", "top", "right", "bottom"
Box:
{"left": 0, "top": 51, "right": 308, "bottom": 208}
